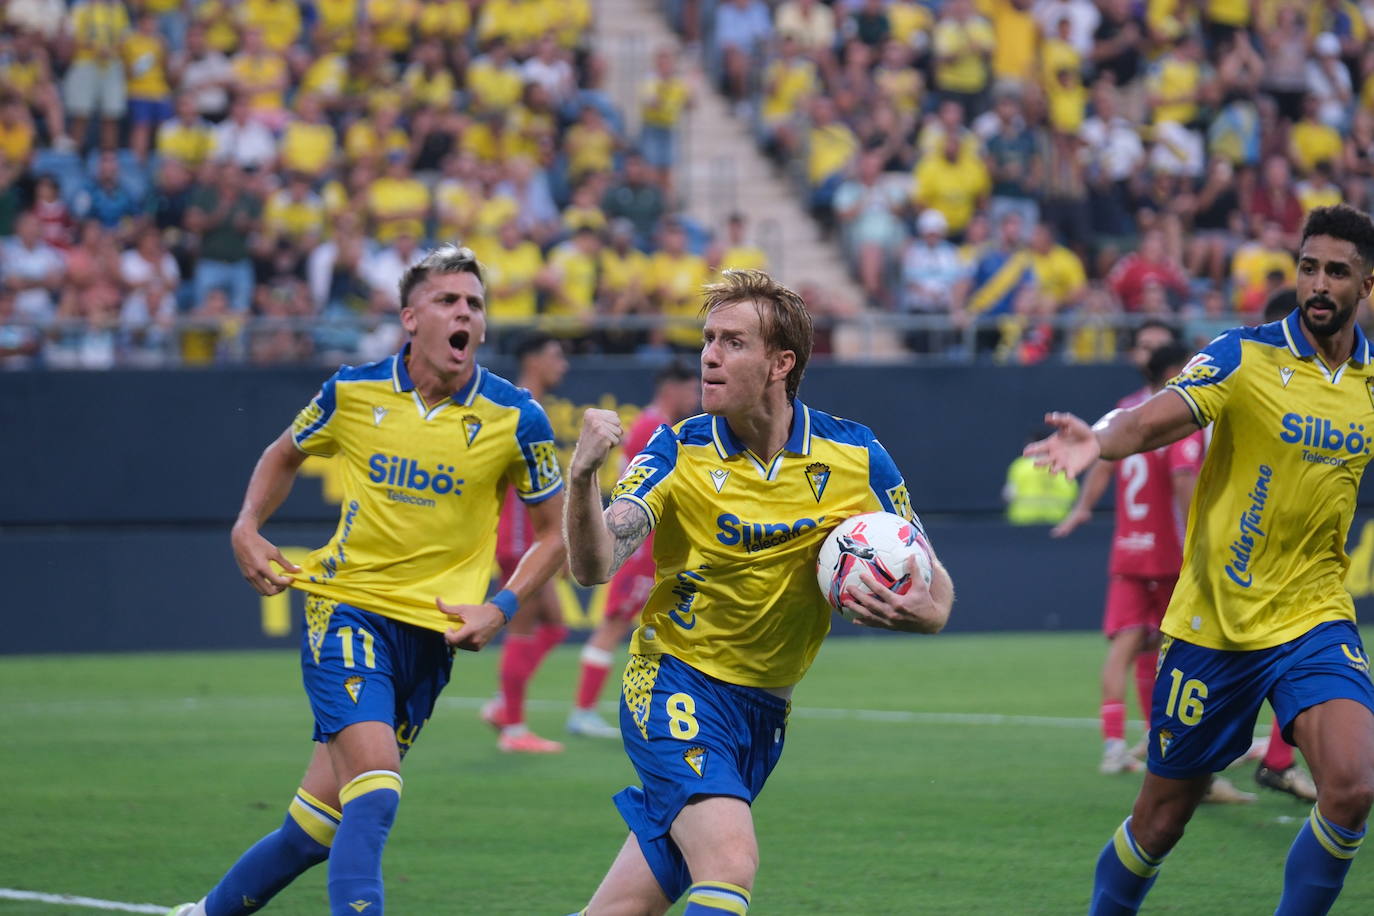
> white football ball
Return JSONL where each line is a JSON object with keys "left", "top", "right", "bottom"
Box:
{"left": 816, "top": 511, "right": 932, "bottom": 620}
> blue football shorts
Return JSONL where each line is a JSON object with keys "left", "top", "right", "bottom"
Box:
{"left": 613, "top": 653, "right": 789, "bottom": 901}
{"left": 1148, "top": 620, "right": 1374, "bottom": 779}
{"left": 300, "top": 594, "right": 453, "bottom": 758}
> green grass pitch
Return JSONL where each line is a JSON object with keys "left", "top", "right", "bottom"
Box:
{"left": 4, "top": 632, "right": 1372, "bottom": 914}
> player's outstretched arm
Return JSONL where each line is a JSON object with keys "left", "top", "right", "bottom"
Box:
{"left": 231, "top": 429, "right": 307, "bottom": 596}
{"left": 438, "top": 492, "right": 569, "bottom": 651}
{"left": 565, "top": 408, "right": 651, "bottom": 585}
{"left": 1050, "top": 458, "right": 1115, "bottom": 538}
{"left": 1025, "top": 390, "right": 1198, "bottom": 478}
{"left": 845, "top": 552, "right": 954, "bottom": 634}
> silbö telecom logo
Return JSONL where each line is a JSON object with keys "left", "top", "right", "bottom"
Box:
{"left": 367, "top": 453, "right": 464, "bottom": 507}
{"left": 1225, "top": 465, "right": 1272, "bottom": 588}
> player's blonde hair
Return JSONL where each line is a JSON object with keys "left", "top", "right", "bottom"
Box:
{"left": 699, "top": 269, "right": 814, "bottom": 400}
{"left": 398, "top": 244, "right": 486, "bottom": 311}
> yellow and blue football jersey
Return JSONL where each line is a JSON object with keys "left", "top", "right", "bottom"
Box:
{"left": 290, "top": 347, "right": 563, "bottom": 632}
{"left": 1165, "top": 310, "right": 1374, "bottom": 650}
{"left": 610, "top": 400, "right": 920, "bottom": 688}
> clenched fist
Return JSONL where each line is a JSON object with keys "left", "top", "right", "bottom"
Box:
{"left": 570, "top": 408, "right": 623, "bottom": 479}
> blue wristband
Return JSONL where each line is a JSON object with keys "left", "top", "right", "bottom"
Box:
{"left": 490, "top": 589, "right": 519, "bottom": 622}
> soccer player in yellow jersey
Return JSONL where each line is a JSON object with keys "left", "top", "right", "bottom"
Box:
{"left": 166, "top": 247, "right": 566, "bottom": 916}
{"left": 563, "top": 270, "right": 955, "bottom": 916}
{"left": 1028, "top": 206, "right": 1374, "bottom": 916}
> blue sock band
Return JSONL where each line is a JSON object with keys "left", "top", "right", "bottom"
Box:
{"left": 1090, "top": 818, "right": 1165, "bottom": 916}
{"left": 204, "top": 789, "right": 338, "bottom": 916}
{"left": 1275, "top": 806, "right": 1365, "bottom": 916}
{"left": 682, "top": 881, "right": 751, "bottom": 915}
{"left": 328, "top": 770, "right": 402, "bottom": 916}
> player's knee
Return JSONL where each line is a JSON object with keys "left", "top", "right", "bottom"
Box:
{"left": 1131, "top": 810, "right": 1189, "bottom": 857}
{"left": 1322, "top": 772, "right": 1374, "bottom": 824}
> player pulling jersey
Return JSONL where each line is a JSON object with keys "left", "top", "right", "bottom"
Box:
{"left": 291, "top": 354, "right": 563, "bottom": 633}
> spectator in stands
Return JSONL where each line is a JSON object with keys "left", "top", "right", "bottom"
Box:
{"left": 1182, "top": 287, "right": 1233, "bottom": 350}
{"left": 522, "top": 34, "right": 576, "bottom": 109}
{"left": 913, "top": 129, "right": 990, "bottom": 242}
{"left": 1107, "top": 228, "right": 1189, "bottom": 311}
{"left": 1027, "top": 221, "right": 1087, "bottom": 310}
{"left": 2, "top": 211, "right": 65, "bottom": 325}
{"left": 1035, "top": 0, "right": 1100, "bottom": 58}
{"left": 58, "top": 220, "right": 124, "bottom": 332}
{"left": 156, "top": 93, "right": 215, "bottom": 168}
{"left": 1090, "top": 0, "right": 1144, "bottom": 97}
{"left": 123, "top": 10, "right": 173, "bottom": 161}
{"left": 900, "top": 208, "right": 965, "bottom": 353}
{"left": 0, "top": 287, "right": 42, "bottom": 368}
{"left": 834, "top": 149, "right": 908, "bottom": 307}
{"left": 2, "top": 29, "right": 69, "bottom": 150}
{"left": 713, "top": 211, "right": 769, "bottom": 274}
{"left": 231, "top": 27, "right": 289, "bottom": 130}
{"left": 597, "top": 217, "right": 652, "bottom": 353}
{"left": 64, "top": 0, "right": 131, "bottom": 151}
{"left": 602, "top": 153, "right": 664, "bottom": 251}
{"left": 171, "top": 22, "right": 232, "bottom": 123}
{"left": 187, "top": 162, "right": 260, "bottom": 313}
{"left": 118, "top": 224, "right": 179, "bottom": 361}
{"left": 775, "top": 0, "right": 837, "bottom": 79}
{"left": 1181, "top": 156, "right": 1243, "bottom": 286}
{"left": 210, "top": 94, "right": 277, "bottom": 170}
{"left": 178, "top": 287, "right": 241, "bottom": 366}
{"left": 713, "top": 0, "right": 773, "bottom": 104}
{"left": 638, "top": 46, "right": 694, "bottom": 191}
{"left": 1246, "top": 154, "right": 1304, "bottom": 249}
{"left": 31, "top": 174, "right": 73, "bottom": 250}
{"left": 5, "top": 0, "right": 65, "bottom": 41}
{"left": 482, "top": 217, "right": 543, "bottom": 324}
{"left": 263, "top": 171, "right": 325, "bottom": 256}
{"left": 467, "top": 38, "right": 523, "bottom": 115}
{"left": 1289, "top": 92, "right": 1344, "bottom": 177}
{"left": 0, "top": 94, "right": 36, "bottom": 171}
{"left": 544, "top": 225, "right": 601, "bottom": 345}
{"left": 953, "top": 209, "right": 1033, "bottom": 352}
{"left": 1081, "top": 82, "right": 1144, "bottom": 242}
{"left": 1297, "top": 160, "right": 1343, "bottom": 215}
{"left": 986, "top": 0, "right": 1037, "bottom": 87}
{"left": 984, "top": 86, "right": 1041, "bottom": 235}
{"left": 1231, "top": 220, "right": 1295, "bottom": 313}
{"left": 279, "top": 94, "right": 337, "bottom": 182}
{"left": 932, "top": 0, "right": 995, "bottom": 116}
{"left": 368, "top": 152, "right": 430, "bottom": 245}
{"left": 496, "top": 156, "right": 559, "bottom": 245}
{"left": 847, "top": 0, "right": 892, "bottom": 48}
{"left": 1063, "top": 282, "right": 1122, "bottom": 363}
{"left": 806, "top": 96, "right": 860, "bottom": 228}
{"left": 73, "top": 150, "right": 144, "bottom": 239}
{"left": 564, "top": 103, "right": 618, "bottom": 189}
{"left": 650, "top": 217, "right": 709, "bottom": 351}
{"left": 759, "top": 35, "right": 818, "bottom": 165}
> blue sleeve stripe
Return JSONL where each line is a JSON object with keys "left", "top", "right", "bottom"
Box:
{"left": 613, "top": 493, "right": 657, "bottom": 529}
{"left": 1164, "top": 385, "right": 1205, "bottom": 428}
{"left": 293, "top": 379, "right": 338, "bottom": 447}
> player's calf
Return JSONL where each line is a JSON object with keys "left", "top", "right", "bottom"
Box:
{"left": 1275, "top": 806, "right": 1366, "bottom": 916}
{"left": 328, "top": 770, "right": 402, "bottom": 916}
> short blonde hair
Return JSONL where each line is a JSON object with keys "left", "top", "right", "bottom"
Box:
{"left": 700, "top": 269, "right": 814, "bottom": 400}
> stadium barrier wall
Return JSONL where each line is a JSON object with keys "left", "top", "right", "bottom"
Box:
{"left": 7, "top": 363, "right": 1374, "bottom": 652}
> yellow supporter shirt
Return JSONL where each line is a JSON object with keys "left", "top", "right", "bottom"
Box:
{"left": 435, "top": 180, "right": 478, "bottom": 240}
{"left": 466, "top": 58, "right": 523, "bottom": 112}
{"left": 551, "top": 0, "right": 591, "bottom": 48}
{"left": 761, "top": 58, "right": 818, "bottom": 125}
{"left": 545, "top": 242, "right": 598, "bottom": 320}
{"left": 264, "top": 189, "right": 326, "bottom": 241}
{"left": 1205, "top": 0, "right": 1249, "bottom": 25}
{"left": 1, "top": 59, "right": 42, "bottom": 103}
{"left": 473, "top": 195, "right": 519, "bottom": 242}
{"left": 1298, "top": 183, "right": 1343, "bottom": 215}
{"left": 71, "top": 1, "right": 131, "bottom": 64}
{"left": 1163, "top": 312, "right": 1374, "bottom": 649}
{"left": 719, "top": 245, "right": 768, "bottom": 273}
{"left": 1149, "top": 56, "right": 1199, "bottom": 125}
{"left": 1291, "top": 122, "right": 1345, "bottom": 175}
{"left": 1040, "top": 37, "right": 1080, "bottom": 91}
{"left": 641, "top": 77, "right": 690, "bottom": 128}
{"left": 1047, "top": 81, "right": 1088, "bottom": 133}
{"left": 232, "top": 52, "right": 288, "bottom": 112}
{"left": 984, "top": 0, "right": 1036, "bottom": 83}
{"left": 912, "top": 149, "right": 990, "bottom": 234}
{"left": 651, "top": 251, "right": 710, "bottom": 347}
{"left": 301, "top": 54, "right": 347, "bottom": 99}
{"left": 315, "top": 0, "right": 360, "bottom": 47}
{"left": 565, "top": 123, "right": 616, "bottom": 181}
{"left": 155, "top": 120, "right": 213, "bottom": 166}
{"left": 562, "top": 204, "right": 607, "bottom": 233}
{"left": 807, "top": 123, "right": 859, "bottom": 185}
{"left": 404, "top": 64, "right": 456, "bottom": 110}
{"left": 368, "top": 176, "right": 430, "bottom": 243}
{"left": 874, "top": 65, "right": 923, "bottom": 118}
{"left": 345, "top": 120, "right": 409, "bottom": 163}
{"left": 418, "top": 0, "right": 471, "bottom": 39}
{"left": 368, "top": 0, "right": 419, "bottom": 51}
{"left": 482, "top": 240, "right": 543, "bottom": 320}
{"left": 0, "top": 121, "right": 34, "bottom": 164}
{"left": 291, "top": 355, "right": 563, "bottom": 633}
{"left": 888, "top": 1, "right": 933, "bottom": 46}
{"left": 122, "top": 32, "right": 169, "bottom": 99}
{"left": 196, "top": 0, "right": 238, "bottom": 53}
{"left": 239, "top": 0, "right": 302, "bottom": 51}
{"left": 932, "top": 17, "right": 994, "bottom": 94}
{"left": 281, "top": 121, "right": 337, "bottom": 176}
{"left": 611, "top": 404, "right": 920, "bottom": 686}
{"left": 600, "top": 247, "right": 650, "bottom": 296}
{"left": 1029, "top": 245, "right": 1087, "bottom": 306}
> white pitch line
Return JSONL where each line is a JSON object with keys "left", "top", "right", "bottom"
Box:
{"left": 0, "top": 888, "right": 168, "bottom": 913}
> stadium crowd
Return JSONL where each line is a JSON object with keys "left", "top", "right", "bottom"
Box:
{"left": 0, "top": 0, "right": 782, "bottom": 369}
{"left": 0, "top": 0, "right": 1371, "bottom": 369}
{"left": 664, "top": 0, "right": 1374, "bottom": 361}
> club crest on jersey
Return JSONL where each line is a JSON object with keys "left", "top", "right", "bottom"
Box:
{"left": 683, "top": 746, "right": 708, "bottom": 777}
{"left": 1158, "top": 729, "right": 1174, "bottom": 759}
{"left": 372, "top": 406, "right": 388, "bottom": 427}
{"left": 805, "top": 462, "right": 831, "bottom": 502}
{"left": 1280, "top": 367, "right": 1295, "bottom": 389}
{"left": 462, "top": 413, "right": 482, "bottom": 446}
{"left": 709, "top": 468, "right": 730, "bottom": 493}
{"left": 344, "top": 676, "right": 365, "bottom": 704}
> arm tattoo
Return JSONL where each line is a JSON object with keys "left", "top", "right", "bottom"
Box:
{"left": 605, "top": 500, "right": 651, "bottom": 577}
